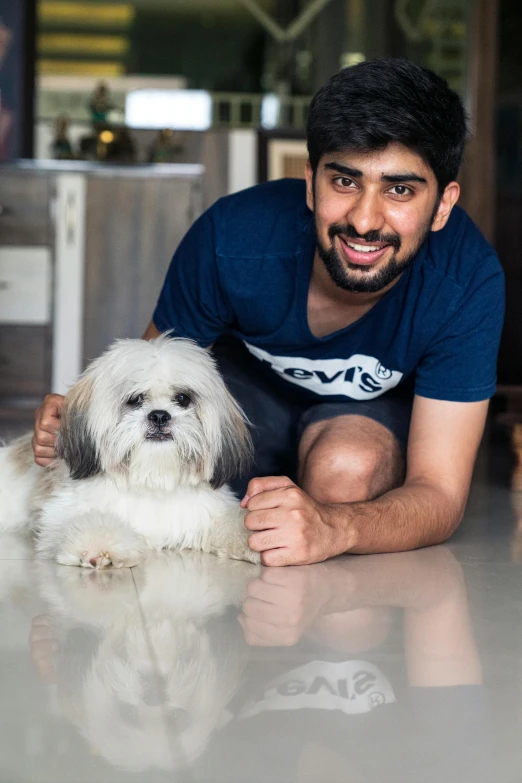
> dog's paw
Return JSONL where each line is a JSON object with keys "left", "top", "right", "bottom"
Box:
{"left": 37, "top": 513, "right": 148, "bottom": 569}
{"left": 214, "top": 545, "right": 261, "bottom": 565}
{"left": 238, "top": 549, "right": 261, "bottom": 565}
{"left": 78, "top": 548, "right": 142, "bottom": 569}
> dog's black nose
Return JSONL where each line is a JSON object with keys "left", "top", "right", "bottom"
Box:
{"left": 148, "top": 409, "right": 171, "bottom": 427}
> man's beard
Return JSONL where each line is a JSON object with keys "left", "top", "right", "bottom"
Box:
{"left": 315, "top": 210, "right": 436, "bottom": 294}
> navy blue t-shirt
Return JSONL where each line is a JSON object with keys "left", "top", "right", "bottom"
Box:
{"left": 153, "top": 179, "right": 505, "bottom": 403}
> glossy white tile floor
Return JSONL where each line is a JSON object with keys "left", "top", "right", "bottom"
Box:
{"left": 1, "top": 424, "right": 522, "bottom": 782}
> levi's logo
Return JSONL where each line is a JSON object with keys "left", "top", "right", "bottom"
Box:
{"left": 243, "top": 343, "right": 403, "bottom": 400}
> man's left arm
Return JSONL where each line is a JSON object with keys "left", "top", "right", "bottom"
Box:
{"left": 243, "top": 395, "right": 489, "bottom": 565}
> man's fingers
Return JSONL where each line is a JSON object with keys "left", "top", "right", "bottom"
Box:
{"left": 262, "top": 548, "right": 299, "bottom": 567}
{"left": 32, "top": 435, "right": 56, "bottom": 457}
{"left": 38, "top": 416, "right": 60, "bottom": 439}
{"left": 32, "top": 439, "right": 57, "bottom": 466}
{"left": 33, "top": 394, "right": 64, "bottom": 462}
{"left": 245, "top": 485, "right": 302, "bottom": 512}
{"left": 35, "top": 457, "right": 56, "bottom": 468}
{"left": 244, "top": 509, "right": 278, "bottom": 532}
{"left": 248, "top": 528, "right": 285, "bottom": 552}
{"left": 240, "top": 475, "right": 296, "bottom": 508}
{"left": 34, "top": 394, "right": 64, "bottom": 438}
{"left": 33, "top": 431, "right": 56, "bottom": 448}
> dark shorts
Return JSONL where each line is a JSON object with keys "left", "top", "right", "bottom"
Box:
{"left": 213, "top": 337, "right": 413, "bottom": 498}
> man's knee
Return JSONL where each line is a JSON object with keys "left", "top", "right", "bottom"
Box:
{"left": 299, "top": 421, "right": 404, "bottom": 503}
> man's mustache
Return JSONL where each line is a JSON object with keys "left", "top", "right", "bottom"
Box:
{"left": 328, "top": 223, "right": 401, "bottom": 252}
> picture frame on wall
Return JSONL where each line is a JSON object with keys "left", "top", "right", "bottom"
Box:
{"left": 258, "top": 129, "right": 308, "bottom": 183}
{"left": 0, "top": 0, "right": 36, "bottom": 161}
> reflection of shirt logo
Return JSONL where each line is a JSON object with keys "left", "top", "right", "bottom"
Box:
{"left": 369, "top": 691, "right": 386, "bottom": 708}
{"left": 243, "top": 343, "right": 403, "bottom": 401}
{"left": 238, "top": 660, "right": 396, "bottom": 720}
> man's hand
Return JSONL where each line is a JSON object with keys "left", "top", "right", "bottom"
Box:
{"left": 241, "top": 476, "right": 349, "bottom": 567}
{"left": 33, "top": 393, "right": 64, "bottom": 466}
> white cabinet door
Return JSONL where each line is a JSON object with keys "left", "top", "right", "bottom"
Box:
{"left": 0, "top": 247, "right": 52, "bottom": 325}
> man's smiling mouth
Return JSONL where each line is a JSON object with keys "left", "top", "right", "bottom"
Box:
{"left": 338, "top": 236, "right": 393, "bottom": 264}
{"left": 345, "top": 241, "right": 388, "bottom": 253}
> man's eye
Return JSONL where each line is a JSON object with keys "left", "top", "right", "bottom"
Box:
{"left": 127, "top": 393, "right": 145, "bottom": 407}
{"left": 389, "top": 185, "right": 412, "bottom": 197}
{"left": 335, "top": 177, "right": 355, "bottom": 188}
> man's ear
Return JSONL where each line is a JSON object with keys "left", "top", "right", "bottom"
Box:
{"left": 305, "top": 160, "right": 314, "bottom": 212}
{"left": 431, "top": 181, "right": 460, "bottom": 232}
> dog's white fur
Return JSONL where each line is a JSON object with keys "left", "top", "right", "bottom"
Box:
{"left": 0, "top": 335, "right": 259, "bottom": 567}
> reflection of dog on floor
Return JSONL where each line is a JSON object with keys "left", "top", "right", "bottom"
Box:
{"left": 35, "top": 551, "right": 257, "bottom": 772}
{"left": 0, "top": 533, "right": 34, "bottom": 609}
{"left": 0, "top": 335, "right": 259, "bottom": 567}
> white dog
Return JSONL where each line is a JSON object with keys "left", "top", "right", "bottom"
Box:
{"left": 0, "top": 335, "right": 259, "bottom": 567}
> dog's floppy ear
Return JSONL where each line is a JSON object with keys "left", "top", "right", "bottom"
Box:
{"left": 209, "top": 389, "right": 253, "bottom": 490}
{"left": 56, "top": 376, "right": 101, "bottom": 480}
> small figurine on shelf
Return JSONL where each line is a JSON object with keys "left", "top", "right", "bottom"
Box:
{"left": 51, "top": 114, "right": 74, "bottom": 160}
{"left": 89, "top": 81, "right": 113, "bottom": 129}
{"left": 148, "top": 129, "right": 183, "bottom": 163}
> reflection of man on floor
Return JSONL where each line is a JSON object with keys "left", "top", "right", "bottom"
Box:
{"left": 34, "top": 59, "right": 505, "bottom": 566}
{"left": 211, "top": 548, "right": 491, "bottom": 783}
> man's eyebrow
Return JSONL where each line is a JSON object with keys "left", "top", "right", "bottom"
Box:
{"left": 324, "top": 161, "right": 428, "bottom": 185}
{"left": 381, "top": 172, "right": 428, "bottom": 184}
{"left": 324, "top": 162, "right": 363, "bottom": 177}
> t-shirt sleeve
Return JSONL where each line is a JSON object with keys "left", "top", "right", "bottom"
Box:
{"left": 152, "top": 206, "right": 233, "bottom": 346}
{"left": 414, "top": 255, "right": 505, "bottom": 402}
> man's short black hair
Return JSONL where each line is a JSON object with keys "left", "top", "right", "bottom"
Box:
{"left": 307, "top": 58, "right": 469, "bottom": 193}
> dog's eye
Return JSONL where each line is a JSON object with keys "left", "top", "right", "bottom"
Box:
{"left": 127, "top": 393, "right": 145, "bottom": 407}
{"left": 174, "top": 392, "right": 191, "bottom": 408}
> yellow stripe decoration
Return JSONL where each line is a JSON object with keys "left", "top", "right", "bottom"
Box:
{"left": 38, "top": 59, "right": 125, "bottom": 76}
{"left": 39, "top": 33, "right": 130, "bottom": 55}
{"left": 39, "top": 2, "right": 135, "bottom": 27}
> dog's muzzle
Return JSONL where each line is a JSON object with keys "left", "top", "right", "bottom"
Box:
{"left": 146, "top": 409, "right": 173, "bottom": 441}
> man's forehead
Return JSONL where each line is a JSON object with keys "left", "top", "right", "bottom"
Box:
{"left": 321, "top": 143, "right": 434, "bottom": 180}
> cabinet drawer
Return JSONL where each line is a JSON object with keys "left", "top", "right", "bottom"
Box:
{"left": 0, "top": 171, "right": 52, "bottom": 245}
{"left": 0, "top": 325, "right": 51, "bottom": 397}
{"left": 0, "top": 247, "right": 52, "bottom": 325}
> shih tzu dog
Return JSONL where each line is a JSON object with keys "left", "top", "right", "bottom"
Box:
{"left": 0, "top": 334, "right": 259, "bottom": 567}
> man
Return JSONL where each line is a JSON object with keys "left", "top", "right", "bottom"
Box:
{"left": 33, "top": 59, "right": 505, "bottom": 567}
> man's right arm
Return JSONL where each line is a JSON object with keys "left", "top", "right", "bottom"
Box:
{"left": 33, "top": 321, "right": 162, "bottom": 466}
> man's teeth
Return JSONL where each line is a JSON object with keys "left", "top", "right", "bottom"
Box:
{"left": 346, "top": 242, "right": 383, "bottom": 253}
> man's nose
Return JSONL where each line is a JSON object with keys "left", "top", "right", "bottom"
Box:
{"left": 346, "top": 190, "right": 385, "bottom": 238}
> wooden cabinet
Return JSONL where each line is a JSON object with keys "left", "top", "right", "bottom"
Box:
{"left": 0, "top": 172, "right": 52, "bottom": 246}
{"left": 83, "top": 173, "right": 201, "bottom": 361}
{"left": 0, "top": 162, "right": 203, "bottom": 406}
{"left": 0, "top": 326, "right": 51, "bottom": 397}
